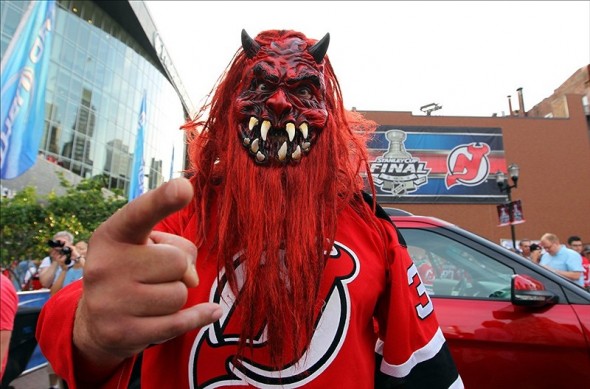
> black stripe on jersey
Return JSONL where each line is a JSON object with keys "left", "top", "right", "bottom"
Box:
{"left": 374, "top": 343, "right": 462, "bottom": 389}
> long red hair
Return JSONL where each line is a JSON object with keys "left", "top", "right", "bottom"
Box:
{"left": 182, "top": 30, "right": 377, "bottom": 367}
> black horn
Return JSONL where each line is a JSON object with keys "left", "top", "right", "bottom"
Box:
{"left": 307, "top": 33, "right": 330, "bottom": 64}
{"left": 241, "top": 29, "right": 260, "bottom": 58}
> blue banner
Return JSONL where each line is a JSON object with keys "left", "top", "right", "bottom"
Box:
{"left": 0, "top": 0, "right": 56, "bottom": 179}
{"left": 367, "top": 125, "right": 508, "bottom": 204}
{"left": 128, "top": 93, "right": 146, "bottom": 202}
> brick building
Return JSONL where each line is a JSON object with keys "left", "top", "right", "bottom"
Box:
{"left": 528, "top": 65, "right": 590, "bottom": 119}
{"left": 359, "top": 65, "right": 590, "bottom": 247}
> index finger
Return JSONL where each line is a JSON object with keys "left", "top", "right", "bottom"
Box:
{"left": 100, "top": 178, "right": 194, "bottom": 245}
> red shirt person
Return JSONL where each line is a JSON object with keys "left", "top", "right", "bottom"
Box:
{"left": 36, "top": 30, "right": 462, "bottom": 388}
{"left": 568, "top": 236, "right": 590, "bottom": 288}
{"left": 1, "top": 273, "right": 18, "bottom": 379}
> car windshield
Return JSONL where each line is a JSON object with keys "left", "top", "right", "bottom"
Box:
{"left": 400, "top": 227, "right": 514, "bottom": 299}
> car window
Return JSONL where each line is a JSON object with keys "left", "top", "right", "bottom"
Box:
{"left": 400, "top": 228, "right": 514, "bottom": 300}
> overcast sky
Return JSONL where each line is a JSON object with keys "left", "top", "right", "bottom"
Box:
{"left": 145, "top": 1, "right": 590, "bottom": 117}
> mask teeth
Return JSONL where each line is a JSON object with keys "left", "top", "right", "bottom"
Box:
{"left": 256, "top": 151, "right": 266, "bottom": 162}
{"left": 299, "top": 123, "right": 308, "bottom": 139}
{"left": 248, "top": 117, "right": 259, "bottom": 131}
{"left": 250, "top": 138, "right": 260, "bottom": 153}
{"left": 292, "top": 145, "right": 302, "bottom": 161}
{"left": 260, "top": 120, "right": 271, "bottom": 141}
{"left": 286, "top": 123, "right": 295, "bottom": 142}
{"left": 278, "top": 141, "right": 288, "bottom": 161}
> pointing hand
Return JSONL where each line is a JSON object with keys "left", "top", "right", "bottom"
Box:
{"left": 72, "top": 178, "right": 222, "bottom": 377}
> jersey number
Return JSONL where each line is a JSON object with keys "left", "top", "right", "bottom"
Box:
{"left": 407, "top": 264, "right": 434, "bottom": 319}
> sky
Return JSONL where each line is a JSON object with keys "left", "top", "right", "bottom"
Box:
{"left": 145, "top": 1, "right": 590, "bottom": 117}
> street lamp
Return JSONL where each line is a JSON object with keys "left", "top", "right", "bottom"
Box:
{"left": 496, "top": 163, "right": 520, "bottom": 250}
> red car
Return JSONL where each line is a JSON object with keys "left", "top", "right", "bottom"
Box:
{"left": 388, "top": 210, "right": 590, "bottom": 388}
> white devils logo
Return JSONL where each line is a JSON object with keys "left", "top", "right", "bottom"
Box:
{"left": 445, "top": 142, "right": 491, "bottom": 189}
{"left": 370, "top": 130, "right": 430, "bottom": 196}
{"left": 188, "top": 242, "right": 360, "bottom": 388}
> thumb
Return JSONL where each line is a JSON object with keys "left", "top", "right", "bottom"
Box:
{"left": 101, "top": 178, "right": 193, "bottom": 245}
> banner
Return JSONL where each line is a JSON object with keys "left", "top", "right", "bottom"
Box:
{"left": 367, "top": 125, "right": 507, "bottom": 203}
{"left": 1, "top": 0, "right": 56, "bottom": 179}
{"left": 509, "top": 199, "right": 525, "bottom": 225}
{"left": 497, "top": 204, "right": 511, "bottom": 227}
{"left": 128, "top": 93, "right": 146, "bottom": 202}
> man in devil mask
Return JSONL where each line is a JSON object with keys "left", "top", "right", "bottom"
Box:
{"left": 37, "top": 30, "right": 462, "bottom": 388}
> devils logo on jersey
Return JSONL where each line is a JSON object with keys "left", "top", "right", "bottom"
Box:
{"left": 189, "top": 242, "right": 360, "bottom": 388}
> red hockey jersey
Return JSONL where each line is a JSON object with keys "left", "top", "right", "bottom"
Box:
{"left": 37, "top": 196, "right": 462, "bottom": 388}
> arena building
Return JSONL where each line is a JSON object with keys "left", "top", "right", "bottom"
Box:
{"left": 1, "top": 0, "right": 190, "bottom": 197}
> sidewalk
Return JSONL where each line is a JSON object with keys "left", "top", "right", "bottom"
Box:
{"left": 7, "top": 366, "right": 49, "bottom": 389}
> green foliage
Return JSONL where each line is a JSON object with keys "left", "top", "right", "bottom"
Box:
{"left": 0, "top": 175, "right": 127, "bottom": 267}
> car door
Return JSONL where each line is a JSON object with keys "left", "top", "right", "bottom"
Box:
{"left": 399, "top": 225, "right": 590, "bottom": 389}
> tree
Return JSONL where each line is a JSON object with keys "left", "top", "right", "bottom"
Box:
{"left": 0, "top": 174, "right": 127, "bottom": 268}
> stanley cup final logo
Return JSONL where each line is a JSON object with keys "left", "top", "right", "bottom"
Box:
{"left": 370, "top": 130, "right": 430, "bottom": 196}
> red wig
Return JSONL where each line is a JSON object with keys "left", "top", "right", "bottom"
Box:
{"left": 182, "top": 29, "right": 377, "bottom": 368}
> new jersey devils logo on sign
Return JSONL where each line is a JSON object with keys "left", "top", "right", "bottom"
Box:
{"left": 189, "top": 242, "right": 360, "bottom": 388}
{"left": 445, "top": 142, "right": 491, "bottom": 189}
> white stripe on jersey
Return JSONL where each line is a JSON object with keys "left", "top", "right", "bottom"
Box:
{"left": 376, "top": 327, "right": 446, "bottom": 378}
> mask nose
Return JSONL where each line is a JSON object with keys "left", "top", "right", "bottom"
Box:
{"left": 266, "top": 89, "right": 292, "bottom": 117}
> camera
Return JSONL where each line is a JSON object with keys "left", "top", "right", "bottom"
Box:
{"left": 47, "top": 239, "right": 74, "bottom": 268}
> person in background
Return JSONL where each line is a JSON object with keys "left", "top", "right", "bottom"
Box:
{"left": 18, "top": 258, "right": 42, "bottom": 291}
{"left": 50, "top": 242, "right": 85, "bottom": 297}
{"left": 1, "top": 273, "right": 18, "bottom": 380}
{"left": 539, "top": 233, "right": 584, "bottom": 286}
{"left": 518, "top": 239, "right": 532, "bottom": 260}
{"left": 38, "top": 231, "right": 75, "bottom": 288}
{"left": 529, "top": 243, "right": 543, "bottom": 264}
{"left": 583, "top": 245, "right": 590, "bottom": 291}
{"left": 38, "top": 231, "right": 81, "bottom": 389}
{"left": 567, "top": 235, "right": 589, "bottom": 289}
{"left": 74, "top": 240, "right": 88, "bottom": 258}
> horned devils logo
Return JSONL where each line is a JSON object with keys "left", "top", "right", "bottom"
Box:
{"left": 445, "top": 142, "right": 491, "bottom": 189}
{"left": 188, "top": 242, "right": 360, "bottom": 388}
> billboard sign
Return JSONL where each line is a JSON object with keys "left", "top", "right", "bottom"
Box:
{"left": 367, "top": 125, "right": 507, "bottom": 203}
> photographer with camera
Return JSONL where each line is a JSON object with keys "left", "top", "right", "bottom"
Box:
{"left": 38, "top": 231, "right": 77, "bottom": 289}
{"left": 49, "top": 240, "right": 85, "bottom": 297}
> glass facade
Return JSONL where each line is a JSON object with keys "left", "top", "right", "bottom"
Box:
{"left": 1, "top": 0, "right": 186, "bottom": 194}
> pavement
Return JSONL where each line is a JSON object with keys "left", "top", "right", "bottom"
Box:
{"left": 6, "top": 365, "right": 53, "bottom": 389}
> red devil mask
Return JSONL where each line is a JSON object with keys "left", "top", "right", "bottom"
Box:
{"left": 236, "top": 30, "right": 331, "bottom": 165}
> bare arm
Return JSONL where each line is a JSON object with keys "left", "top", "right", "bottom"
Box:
{"left": 39, "top": 260, "right": 59, "bottom": 288}
{"left": 50, "top": 268, "right": 67, "bottom": 296}
{"left": 542, "top": 265, "right": 582, "bottom": 282}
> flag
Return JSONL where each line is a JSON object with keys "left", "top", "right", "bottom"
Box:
{"left": 496, "top": 203, "right": 510, "bottom": 227}
{"left": 128, "top": 93, "right": 146, "bottom": 202}
{"left": 509, "top": 199, "right": 525, "bottom": 225}
{"left": 169, "top": 146, "right": 175, "bottom": 180}
{"left": 1, "top": 0, "right": 56, "bottom": 179}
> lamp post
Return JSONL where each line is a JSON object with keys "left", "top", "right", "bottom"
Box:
{"left": 496, "top": 163, "right": 520, "bottom": 250}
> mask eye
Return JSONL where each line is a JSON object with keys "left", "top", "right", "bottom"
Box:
{"left": 255, "top": 82, "right": 271, "bottom": 93}
{"left": 296, "top": 86, "right": 312, "bottom": 99}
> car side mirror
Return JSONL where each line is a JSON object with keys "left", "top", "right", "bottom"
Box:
{"left": 511, "top": 274, "right": 558, "bottom": 307}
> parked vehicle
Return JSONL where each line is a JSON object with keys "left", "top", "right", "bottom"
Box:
{"left": 13, "top": 290, "right": 50, "bottom": 370}
{"left": 387, "top": 209, "right": 590, "bottom": 388}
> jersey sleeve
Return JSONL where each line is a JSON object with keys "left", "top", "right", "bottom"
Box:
{"left": 374, "top": 219, "right": 463, "bottom": 388}
{"left": 36, "top": 280, "right": 136, "bottom": 389}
